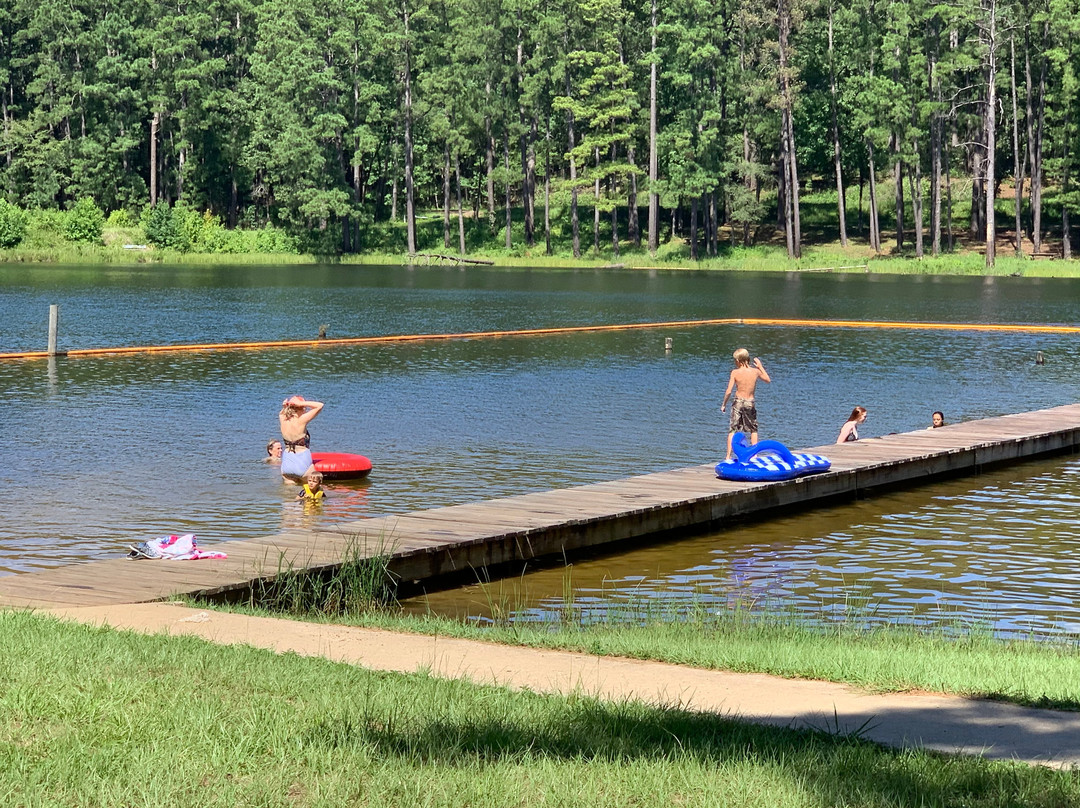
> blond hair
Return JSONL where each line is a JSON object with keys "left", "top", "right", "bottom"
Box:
{"left": 732, "top": 348, "right": 750, "bottom": 365}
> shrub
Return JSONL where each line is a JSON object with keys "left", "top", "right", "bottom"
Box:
{"left": 106, "top": 208, "right": 136, "bottom": 228}
{"left": 141, "top": 202, "right": 179, "bottom": 249}
{"left": 255, "top": 226, "right": 299, "bottom": 254}
{"left": 0, "top": 200, "right": 28, "bottom": 248}
{"left": 64, "top": 198, "right": 105, "bottom": 243}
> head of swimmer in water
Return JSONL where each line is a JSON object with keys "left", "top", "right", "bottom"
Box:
{"left": 303, "top": 470, "right": 324, "bottom": 491}
{"left": 266, "top": 439, "right": 282, "bottom": 459}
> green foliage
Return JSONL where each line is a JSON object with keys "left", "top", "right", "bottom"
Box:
{"left": 0, "top": 200, "right": 29, "bottom": 248}
{"left": 105, "top": 208, "right": 136, "bottom": 228}
{"left": 63, "top": 198, "right": 105, "bottom": 243}
{"left": 138, "top": 200, "right": 299, "bottom": 254}
{"left": 140, "top": 203, "right": 180, "bottom": 249}
{"left": 0, "top": 0, "right": 1077, "bottom": 267}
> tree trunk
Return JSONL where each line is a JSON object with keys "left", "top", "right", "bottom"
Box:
{"left": 944, "top": 137, "right": 954, "bottom": 251}
{"left": 525, "top": 120, "right": 537, "bottom": 247}
{"left": 909, "top": 138, "right": 924, "bottom": 259}
{"left": 893, "top": 133, "right": 904, "bottom": 251}
{"left": 485, "top": 83, "right": 496, "bottom": 234}
{"left": 593, "top": 146, "right": 601, "bottom": 253}
{"left": 403, "top": 0, "right": 416, "bottom": 256}
{"left": 544, "top": 167, "right": 552, "bottom": 255}
{"left": 743, "top": 126, "right": 753, "bottom": 246}
{"left": 390, "top": 159, "right": 399, "bottom": 222}
{"left": 628, "top": 146, "right": 639, "bottom": 247}
{"left": 647, "top": 0, "right": 659, "bottom": 255}
{"left": 150, "top": 111, "right": 159, "bottom": 206}
{"left": 1063, "top": 113, "right": 1071, "bottom": 259}
{"left": 867, "top": 141, "right": 880, "bottom": 252}
{"left": 504, "top": 131, "right": 512, "bottom": 249}
{"left": 984, "top": 1, "right": 997, "bottom": 271}
{"left": 971, "top": 133, "right": 983, "bottom": 237}
{"left": 777, "top": 152, "right": 787, "bottom": 231}
{"left": 569, "top": 151, "right": 580, "bottom": 257}
{"left": 610, "top": 144, "right": 619, "bottom": 256}
{"left": 544, "top": 116, "right": 553, "bottom": 255}
{"left": 516, "top": 25, "right": 535, "bottom": 247}
{"left": 1010, "top": 35, "right": 1025, "bottom": 257}
{"left": 931, "top": 113, "right": 941, "bottom": 256}
{"left": 1032, "top": 25, "right": 1047, "bottom": 253}
{"left": 778, "top": 0, "right": 800, "bottom": 258}
{"left": 455, "top": 155, "right": 466, "bottom": 255}
{"left": 828, "top": 3, "right": 847, "bottom": 246}
{"left": 443, "top": 143, "right": 452, "bottom": 249}
{"left": 929, "top": 31, "right": 942, "bottom": 257}
{"left": 690, "top": 196, "right": 699, "bottom": 261}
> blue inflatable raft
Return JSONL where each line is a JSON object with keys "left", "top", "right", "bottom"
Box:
{"left": 715, "top": 432, "right": 831, "bottom": 482}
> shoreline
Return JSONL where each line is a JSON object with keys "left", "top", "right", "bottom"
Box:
{"left": 3, "top": 242, "right": 1078, "bottom": 277}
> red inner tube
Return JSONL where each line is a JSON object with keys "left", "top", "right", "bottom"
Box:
{"left": 311, "top": 451, "right": 373, "bottom": 480}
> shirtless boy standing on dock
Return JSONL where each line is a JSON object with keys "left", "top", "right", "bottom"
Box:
{"left": 720, "top": 348, "right": 771, "bottom": 461}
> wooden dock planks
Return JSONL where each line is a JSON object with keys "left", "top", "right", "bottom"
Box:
{"left": 3, "top": 403, "right": 1080, "bottom": 609}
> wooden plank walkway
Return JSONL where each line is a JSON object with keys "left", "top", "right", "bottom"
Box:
{"left": 3, "top": 404, "right": 1080, "bottom": 610}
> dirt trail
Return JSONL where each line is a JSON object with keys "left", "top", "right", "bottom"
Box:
{"left": 50, "top": 602, "right": 1080, "bottom": 769}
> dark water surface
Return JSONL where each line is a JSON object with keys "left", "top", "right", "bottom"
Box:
{"left": 4, "top": 265, "right": 1080, "bottom": 635}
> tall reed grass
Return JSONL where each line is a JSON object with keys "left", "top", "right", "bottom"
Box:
{"left": 241, "top": 534, "right": 398, "bottom": 617}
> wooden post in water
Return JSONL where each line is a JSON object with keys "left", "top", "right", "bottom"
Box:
{"left": 47, "top": 305, "right": 59, "bottom": 356}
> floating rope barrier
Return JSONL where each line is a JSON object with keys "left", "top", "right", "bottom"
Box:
{"left": 3, "top": 316, "right": 1077, "bottom": 361}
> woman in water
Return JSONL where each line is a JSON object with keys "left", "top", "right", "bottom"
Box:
{"left": 279, "top": 395, "right": 324, "bottom": 481}
{"left": 836, "top": 406, "right": 867, "bottom": 444}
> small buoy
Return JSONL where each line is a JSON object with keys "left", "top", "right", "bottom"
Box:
{"left": 1035, "top": 351, "right": 1045, "bottom": 365}
{"left": 665, "top": 337, "right": 673, "bottom": 352}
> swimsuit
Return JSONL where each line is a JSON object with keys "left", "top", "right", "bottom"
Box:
{"left": 281, "top": 430, "right": 313, "bottom": 477}
{"left": 729, "top": 396, "right": 758, "bottom": 434}
{"left": 281, "top": 449, "right": 313, "bottom": 478}
{"left": 844, "top": 424, "right": 859, "bottom": 442}
{"left": 283, "top": 431, "right": 310, "bottom": 451}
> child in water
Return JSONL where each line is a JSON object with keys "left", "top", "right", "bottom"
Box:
{"left": 297, "top": 470, "right": 326, "bottom": 502}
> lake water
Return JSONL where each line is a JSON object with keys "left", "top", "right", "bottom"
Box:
{"left": 4, "top": 265, "right": 1080, "bottom": 636}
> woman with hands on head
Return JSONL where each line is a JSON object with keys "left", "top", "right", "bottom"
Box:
{"left": 278, "top": 395, "right": 324, "bottom": 482}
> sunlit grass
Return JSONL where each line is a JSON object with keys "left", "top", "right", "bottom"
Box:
{"left": 3, "top": 609, "right": 1077, "bottom": 806}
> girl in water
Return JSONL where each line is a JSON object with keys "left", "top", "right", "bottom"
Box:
{"left": 279, "top": 395, "right": 324, "bottom": 481}
{"left": 836, "top": 406, "right": 867, "bottom": 443}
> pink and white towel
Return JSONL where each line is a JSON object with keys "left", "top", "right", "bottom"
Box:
{"left": 126, "top": 534, "right": 227, "bottom": 561}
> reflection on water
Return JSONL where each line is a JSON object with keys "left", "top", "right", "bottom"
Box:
{"left": 5, "top": 265, "right": 1080, "bottom": 638}
{"left": 404, "top": 456, "right": 1080, "bottom": 639}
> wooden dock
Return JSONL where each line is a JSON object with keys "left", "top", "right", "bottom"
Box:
{"left": 3, "top": 404, "right": 1080, "bottom": 610}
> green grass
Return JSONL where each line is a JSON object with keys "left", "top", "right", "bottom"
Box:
{"left": 2, "top": 610, "right": 1078, "bottom": 807}
{"left": 191, "top": 553, "right": 1080, "bottom": 711}
{"left": 5, "top": 183, "right": 1080, "bottom": 277}
{"left": 245, "top": 536, "right": 398, "bottom": 617}
{"left": 200, "top": 582, "right": 1080, "bottom": 711}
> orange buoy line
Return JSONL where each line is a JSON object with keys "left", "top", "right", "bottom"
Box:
{"left": 0, "top": 318, "right": 743, "bottom": 360}
{"left": 2, "top": 316, "right": 1077, "bottom": 361}
{"left": 739, "top": 317, "right": 1080, "bottom": 334}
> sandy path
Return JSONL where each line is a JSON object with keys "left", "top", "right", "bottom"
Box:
{"left": 50, "top": 602, "right": 1080, "bottom": 768}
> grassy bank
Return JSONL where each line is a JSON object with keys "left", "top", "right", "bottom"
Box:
{"left": 216, "top": 604, "right": 1080, "bottom": 711}
{"left": 200, "top": 561, "right": 1080, "bottom": 712}
{"left": 2, "top": 610, "right": 1077, "bottom": 807}
{"left": 4, "top": 188, "right": 1080, "bottom": 276}
{"left": 6, "top": 235, "right": 1075, "bottom": 277}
